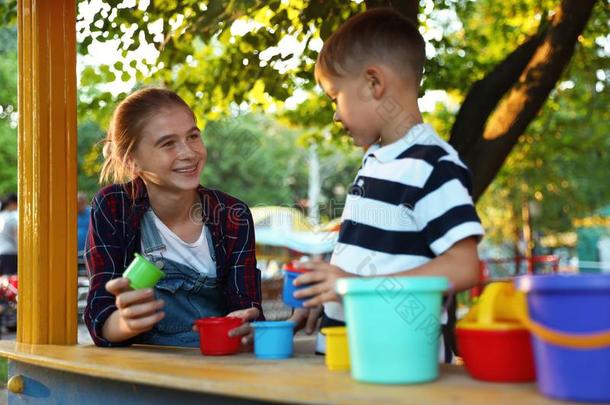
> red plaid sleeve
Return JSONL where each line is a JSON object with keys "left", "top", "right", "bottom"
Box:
{"left": 222, "top": 199, "right": 264, "bottom": 320}
{"left": 83, "top": 186, "right": 139, "bottom": 347}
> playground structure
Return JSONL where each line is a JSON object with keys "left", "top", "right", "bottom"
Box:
{"left": 0, "top": 1, "right": 589, "bottom": 404}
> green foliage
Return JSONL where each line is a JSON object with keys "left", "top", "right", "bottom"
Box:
{"left": 0, "top": 25, "right": 17, "bottom": 195}
{"left": 476, "top": 0, "right": 610, "bottom": 243}
{"left": 0, "top": 356, "right": 7, "bottom": 385}
{"left": 76, "top": 0, "right": 363, "bottom": 125}
{"left": 202, "top": 114, "right": 304, "bottom": 206}
{"left": 0, "top": 0, "right": 607, "bottom": 241}
{"left": 0, "top": 0, "right": 17, "bottom": 26}
{"left": 201, "top": 114, "right": 360, "bottom": 219}
{"left": 77, "top": 120, "right": 106, "bottom": 196}
{"left": 0, "top": 120, "right": 17, "bottom": 194}
{"left": 423, "top": 0, "right": 556, "bottom": 94}
{"left": 0, "top": 27, "right": 17, "bottom": 107}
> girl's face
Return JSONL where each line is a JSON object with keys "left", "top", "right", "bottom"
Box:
{"left": 131, "top": 105, "right": 206, "bottom": 193}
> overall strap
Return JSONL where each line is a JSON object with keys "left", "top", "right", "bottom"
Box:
{"left": 204, "top": 225, "right": 216, "bottom": 262}
{"left": 140, "top": 209, "right": 165, "bottom": 255}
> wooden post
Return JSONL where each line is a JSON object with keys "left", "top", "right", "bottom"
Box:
{"left": 17, "top": 0, "right": 78, "bottom": 344}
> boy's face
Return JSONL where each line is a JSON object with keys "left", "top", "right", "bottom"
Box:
{"left": 318, "top": 71, "right": 382, "bottom": 148}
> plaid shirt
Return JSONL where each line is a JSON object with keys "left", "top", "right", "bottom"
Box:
{"left": 84, "top": 178, "right": 262, "bottom": 346}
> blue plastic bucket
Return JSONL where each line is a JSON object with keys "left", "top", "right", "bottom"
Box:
{"left": 251, "top": 321, "right": 295, "bottom": 360}
{"left": 515, "top": 274, "right": 610, "bottom": 402}
{"left": 283, "top": 269, "right": 308, "bottom": 308}
{"left": 336, "top": 276, "right": 449, "bottom": 384}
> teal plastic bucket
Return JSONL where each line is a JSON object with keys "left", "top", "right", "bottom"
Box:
{"left": 337, "top": 276, "right": 449, "bottom": 384}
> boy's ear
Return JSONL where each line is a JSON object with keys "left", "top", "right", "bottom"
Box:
{"left": 364, "top": 66, "right": 385, "bottom": 100}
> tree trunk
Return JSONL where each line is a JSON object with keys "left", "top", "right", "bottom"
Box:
{"left": 451, "top": 0, "right": 598, "bottom": 201}
{"left": 370, "top": 0, "right": 597, "bottom": 202}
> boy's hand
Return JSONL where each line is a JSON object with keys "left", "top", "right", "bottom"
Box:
{"left": 293, "top": 260, "right": 356, "bottom": 306}
{"left": 289, "top": 306, "right": 323, "bottom": 335}
{"left": 103, "top": 277, "right": 165, "bottom": 341}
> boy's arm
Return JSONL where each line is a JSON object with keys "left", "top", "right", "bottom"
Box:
{"left": 296, "top": 152, "right": 484, "bottom": 306}
{"left": 295, "top": 236, "right": 479, "bottom": 307}
{"left": 391, "top": 236, "right": 479, "bottom": 291}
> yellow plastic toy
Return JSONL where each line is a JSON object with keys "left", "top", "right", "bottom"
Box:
{"left": 322, "top": 326, "right": 350, "bottom": 371}
{"left": 459, "top": 281, "right": 610, "bottom": 348}
{"left": 458, "top": 282, "right": 527, "bottom": 331}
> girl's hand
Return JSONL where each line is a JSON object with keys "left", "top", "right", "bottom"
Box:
{"left": 293, "top": 260, "right": 356, "bottom": 306}
{"left": 103, "top": 277, "right": 165, "bottom": 342}
{"left": 226, "top": 307, "right": 260, "bottom": 347}
{"left": 193, "top": 307, "right": 261, "bottom": 348}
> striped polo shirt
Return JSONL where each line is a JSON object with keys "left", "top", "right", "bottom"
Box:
{"left": 325, "top": 123, "right": 484, "bottom": 321}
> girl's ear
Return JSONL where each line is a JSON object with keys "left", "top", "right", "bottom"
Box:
{"left": 364, "top": 66, "right": 385, "bottom": 100}
{"left": 126, "top": 154, "right": 141, "bottom": 177}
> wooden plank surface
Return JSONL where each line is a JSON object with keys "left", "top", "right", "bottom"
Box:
{"left": 0, "top": 339, "right": 575, "bottom": 405}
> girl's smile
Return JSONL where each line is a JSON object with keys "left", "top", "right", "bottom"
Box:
{"left": 132, "top": 106, "right": 207, "bottom": 192}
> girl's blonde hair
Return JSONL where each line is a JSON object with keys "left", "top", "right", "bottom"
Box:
{"left": 100, "top": 87, "right": 194, "bottom": 185}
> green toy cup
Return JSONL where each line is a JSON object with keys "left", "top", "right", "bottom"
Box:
{"left": 122, "top": 253, "right": 164, "bottom": 289}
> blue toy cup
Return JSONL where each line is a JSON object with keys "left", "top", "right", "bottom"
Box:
{"left": 282, "top": 267, "right": 310, "bottom": 308}
{"left": 337, "top": 276, "right": 449, "bottom": 384}
{"left": 251, "top": 321, "right": 295, "bottom": 360}
{"left": 515, "top": 274, "right": 610, "bottom": 402}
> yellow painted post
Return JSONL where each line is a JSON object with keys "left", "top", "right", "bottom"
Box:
{"left": 17, "top": 0, "right": 78, "bottom": 344}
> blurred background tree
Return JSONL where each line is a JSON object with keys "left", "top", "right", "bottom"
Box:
{"left": 0, "top": 0, "right": 608, "bottom": 247}
{"left": 0, "top": 26, "right": 18, "bottom": 195}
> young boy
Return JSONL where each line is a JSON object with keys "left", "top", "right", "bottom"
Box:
{"left": 292, "top": 8, "right": 484, "bottom": 361}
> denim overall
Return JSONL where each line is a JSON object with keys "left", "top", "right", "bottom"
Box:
{"left": 138, "top": 210, "right": 227, "bottom": 347}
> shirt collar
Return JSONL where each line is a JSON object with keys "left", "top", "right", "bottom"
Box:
{"left": 364, "top": 123, "right": 432, "bottom": 164}
{"left": 127, "top": 177, "right": 220, "bottom": 227}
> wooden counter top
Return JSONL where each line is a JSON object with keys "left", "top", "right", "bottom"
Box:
{"left": 0, "top": 338, "right": 574, "bottom": 405}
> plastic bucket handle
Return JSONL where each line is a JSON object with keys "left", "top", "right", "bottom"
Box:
{"left": 515, "top": 293, "right": 610, "bottom": 349}
{"left": 477, "top": 282, "right": 610, "bottom": 348}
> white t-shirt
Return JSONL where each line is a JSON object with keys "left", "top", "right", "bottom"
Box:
{"left": 142, "top": 212, "right": 216, "bottom": 277}
{"left": 0, "top": 210, "right": 18, "bottom": 255}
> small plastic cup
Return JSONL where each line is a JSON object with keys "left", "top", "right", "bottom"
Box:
{"left": 282, "top": 262, "right": 310, "bottom": 308}
{"left": 122, "top": 253, "right": 165, "bottom": 289}
{"left": 322, "top": 326, "right": 350, "bottom": 371}
{"left": 251, "top": 321, "right": 295, "bottom": 359}
{"left": 195, "top": 316, "right": 244, "bottom": 356}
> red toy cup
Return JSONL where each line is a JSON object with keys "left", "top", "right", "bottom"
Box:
{"left": 195, "top": 316, "right": 244, "bottom": 356}
{"left": 457, "top": 327, "right": 536, "bottom": 382}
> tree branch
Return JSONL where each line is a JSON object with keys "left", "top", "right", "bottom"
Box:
{"left": 449, "top": 33, "right": 545, "bottom": 154}
{"left": 452, "top": 0, "right": 598, "bottom": 201}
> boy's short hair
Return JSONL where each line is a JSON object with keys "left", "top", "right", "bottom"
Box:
{"left": 315, "top": 8, "right": 426, "bottom": 87}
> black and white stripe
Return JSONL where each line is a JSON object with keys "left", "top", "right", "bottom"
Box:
{"left": 326, "top": 123, "right": 484, "bottom": 322}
